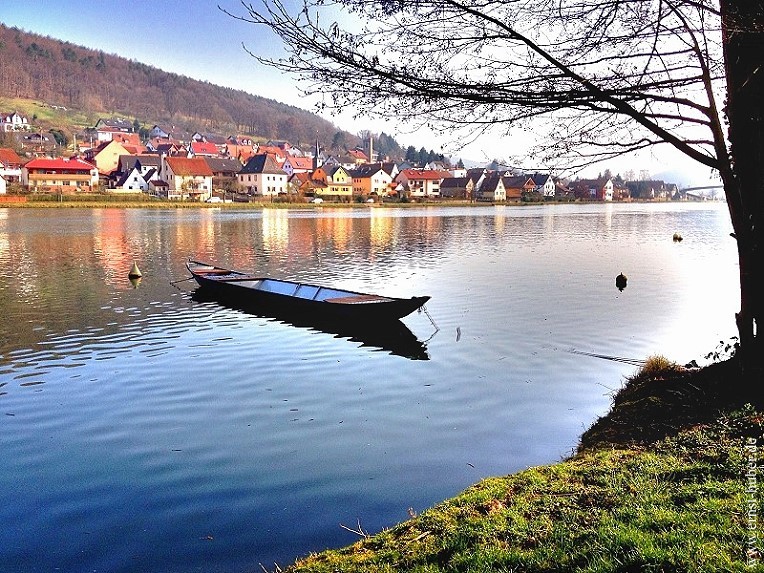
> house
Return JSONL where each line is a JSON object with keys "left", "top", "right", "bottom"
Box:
{"left": 625, "top": 179, "right": 667, "bottom": 199}
{"left": 149, "top": 125, "right": 170, "bottom": 139}
{"left": 282, "top": 156, "right": 315, "bottom": 177}
{"left": 0, "top": 148, "right": 24, "bottom": 182}
{"left": 352, "top": 164, "right": 394, "bottom": 197}
{"left": 204, "top": 157, "right": 243, "bottom": 194}
{"left": 0, "top": 175, "right": 6, "bottom": 194}
{"left": 84, "top": 140, "right": 134, "bottom": 181}
{"left": 109, "top": 132, "right": 143, "bottom": 149}
{"left": 117, "top": 154, "right": 162, "bottom": 179}
{"left": 93, "top": 118, "right": 134, "bottom": 143}
{"left": 161, "top": 156, "right": 214, "bottom": 201}
{"left": 439, "top": 177, "right": 474, "bottom": 200}
{"left": 17, "top": 132, "right": 54, "bottom": 155}
{"left": 466, "top": 168, "right": 488, "bottom": 191}
{"left": 21, "top": 157, "right": 99, "bottom": 193}
{"left": 188, "top": 140, "right": 220, "bottom": 157}
{"left": 476, "top": 172, "right": 507, "bottom": 202}
{"left": 114, "top": 166, "right": 149, "bottom": 192}
{"left": 348, "top": 149, "right": 369, "bottom": 164}
{"left": 502, "top": 175, "right": 534, "bottom": 201}
{"left": 395, "top": 168, "right": 446, "bottom": 199}
{"left": 149, "top": 142, "right": 184, "bottom": 156}
{"left": 237, "top": 154, "right": 288, "bottom": 198}
{"left": 573, "top": 178, "right": 614, "bottom": 201}
{"left": 1, "top": 111, "right": 31, "bottom": 132}
{"left": 529, "top": 173, "right": 556, "bottom": 197}
{"left": 253, "top": 146, "right": 287, "bottom": 166}
{"left": 312, "top": 165, "right": 353, "bottom": 201}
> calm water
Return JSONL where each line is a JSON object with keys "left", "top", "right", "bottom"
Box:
{"left": 0, "top": 203, "right": 738, "bottom": 572}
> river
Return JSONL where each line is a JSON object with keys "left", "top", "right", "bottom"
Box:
{"left": 0, "top": 203, "right": 739, "bottom": 572}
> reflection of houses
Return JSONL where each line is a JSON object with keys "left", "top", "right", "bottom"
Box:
{"left": 237, "top": 154, "right": 288, "bottom": 198}
{"left": 160, "top": 156, "right": 214, "bottom": 201}
{"left": 21, "top": 157, "right": 99, "bottom": 193}
{"left": 0, "top": 148, "right": 24, "bottom": 183}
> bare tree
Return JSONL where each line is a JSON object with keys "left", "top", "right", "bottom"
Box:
{"left": 228, "top": 0, "right": 763, "bottom": 384}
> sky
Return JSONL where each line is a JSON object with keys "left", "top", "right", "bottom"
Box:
{"left": 1, "top": 1, "right": 715, "bottom": 185}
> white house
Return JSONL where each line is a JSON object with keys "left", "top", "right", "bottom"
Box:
{"left": 530, "top": 173, "right": 556, "bottom": 197}
{"left": 114, "top": 166, "right": 149, "bottom": 192}
{"left": 1, "top": 111, "right": 30, "bottom": 132}
{"left": 161, "top": 156, "right": 214, "bottom": 201}
{"left": 395, "top": 169, "right": 447, "bottom": 199}
{"left": 237, "top": 154, "right": 288, "bottom": 197}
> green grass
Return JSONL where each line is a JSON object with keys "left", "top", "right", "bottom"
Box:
{"left": 278, "top": 358, "right": 763, "bottom": 572}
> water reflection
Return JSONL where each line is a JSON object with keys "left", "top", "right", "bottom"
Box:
{"left": 189, "top": 289, "right": 431, "bottom": 360}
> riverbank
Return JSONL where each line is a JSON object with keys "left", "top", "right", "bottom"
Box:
{"left": 282, "top": 356, "right": 762, "bottom": 572}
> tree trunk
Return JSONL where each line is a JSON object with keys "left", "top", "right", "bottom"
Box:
{"left": 721, "top": 0, "right": 764, "bottom": 395}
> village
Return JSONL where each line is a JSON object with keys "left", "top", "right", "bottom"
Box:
{"left": 1, "top": 112, "right": 690, "bottom": 203}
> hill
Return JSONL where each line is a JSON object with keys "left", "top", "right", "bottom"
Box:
{"left": 0, "top": 23, "right": 388, "bottom": 153}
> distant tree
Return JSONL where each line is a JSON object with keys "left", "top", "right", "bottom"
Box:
{"left": 457, "top": 158, "right": 465, "bottom": 169}
{"left": 233, "top": 0, "right": 764, "bottom": 383}
{"left": 331, "top": 130, "right": 348, "bottom": 151}
{"left": 405, "top": 145, "right": 417, "bottom": 163}
{"left": 49, "top": 129, "right": 68, "bottom": 147}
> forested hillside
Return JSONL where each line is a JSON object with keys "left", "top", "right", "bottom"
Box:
{"left": 0, "top": 23, "right": 382, "bottom": 152}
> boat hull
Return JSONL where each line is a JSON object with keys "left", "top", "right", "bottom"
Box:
{"left": 186, "top": 260, "right": 430, "bottom": 322}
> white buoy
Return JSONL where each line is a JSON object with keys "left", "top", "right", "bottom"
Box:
{"left": 128, "top": 262, "right": 142, "bottom": 279}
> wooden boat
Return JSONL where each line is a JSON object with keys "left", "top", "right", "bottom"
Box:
{"left": 186, "top": 260, "right": 431, "bottom": 321}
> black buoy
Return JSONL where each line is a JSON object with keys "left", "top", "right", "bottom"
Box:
{"left": 673, "top": 232, "right": 683, "bottom": 242}
{"left": 615, "top": 272, "right": 628, "bottom": 291}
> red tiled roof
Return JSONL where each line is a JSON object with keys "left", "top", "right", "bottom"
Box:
{"left": 399, "top": 169, "right": 445, "bottom": 180}
{"left": 191, "top": 141, "right": 219, "bottom": 156}
{"left": 0, "top": 147, "right": 23, "bottom": 166}
{"left": 166, "top": 156, "right": 213, "bottom": 176}
{"left": 286, "top": 156, "right": 314, "bottom": 170}
{"left": 24, "top": 157, "right": 96, "bottom": 171}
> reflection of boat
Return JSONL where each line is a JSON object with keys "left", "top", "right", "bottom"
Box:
{"left": 189, "top": 289, "right": 430, "bottom": 360}
{"left": 186, "top": 260, "right": 430, "bottom": 321}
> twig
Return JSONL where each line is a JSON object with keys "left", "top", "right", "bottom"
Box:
{"left": 340, "top": 518, "right": 370, "bottom": 538}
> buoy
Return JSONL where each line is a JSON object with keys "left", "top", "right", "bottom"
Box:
{"left": 615, "top": 272, "right": 628, "bottom": 291}
{"left": 128, "top": 262, "right": 142, "bottom": 279}
{"left": 129, "top": 276, "right": 142, "bottom": 289}
{"left": 673, "top": 232, "right": 683, "bottom": 242}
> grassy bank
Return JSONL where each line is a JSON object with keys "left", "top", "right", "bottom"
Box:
{"left": 281, "top": 357, "right": 762, "bottom": 572}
